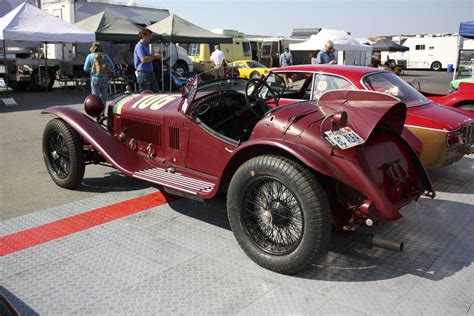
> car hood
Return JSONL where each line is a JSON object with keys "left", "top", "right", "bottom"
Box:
{"left": 406, "top": 101, "right": 474, "bottom": 130}
{"left": 112, "top": 93, "right": 183, "bottom": 120}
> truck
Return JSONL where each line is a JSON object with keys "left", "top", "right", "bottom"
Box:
{"left": 185, "top": 29, "right": 254, "bottom": 73}
{"left": 387, "top": 35, "right": 474, "bottom": 71}
{"left": 1, "top": 0, "right": 193, "bottom": 91}
{"left": 260, "top": 37, "right": 304, "bottom": 67}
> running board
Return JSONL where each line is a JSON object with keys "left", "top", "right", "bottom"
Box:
{"left": 133, "top": 167, "right": 215, "bottom": 195}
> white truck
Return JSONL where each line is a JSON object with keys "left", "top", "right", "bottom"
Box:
{"left": 387, "top": 35, "right": 474, "bottom": 71}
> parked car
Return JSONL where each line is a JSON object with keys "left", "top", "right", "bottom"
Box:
{"left": 227, "top": 60, "right": 272, "bottom": 79}
{"left": 410, "top": 80, "right": 474, "bottom": 111}
{"left": 42, "top": 71, "right": 434, "bottom": 274}
{"left": 264, "top": 65, "right": 474, "bottom": 168}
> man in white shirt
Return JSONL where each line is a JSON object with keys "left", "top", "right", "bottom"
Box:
{"left": 210, "top": 44, "right": 226, "bottom": 79}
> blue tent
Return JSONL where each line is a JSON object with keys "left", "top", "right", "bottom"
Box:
{"left": 459, "top": 21, "right": 474, "bottom": 39}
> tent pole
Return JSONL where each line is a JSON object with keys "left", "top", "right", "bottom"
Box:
{"left": 45, "top": 42, "right": 48, "bottom": 92}
{"left": 169, "top": 41, "right": 172, "bottom": 92}
{"left": 161, "top": 42, "right": 164, "bottom": 92}
{"left": 3, "top": 39, "right": 8, "bottom": 92}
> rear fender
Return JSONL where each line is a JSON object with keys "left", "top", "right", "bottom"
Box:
{"left": 42, "top": 106, "right": 149, "bottom": 175}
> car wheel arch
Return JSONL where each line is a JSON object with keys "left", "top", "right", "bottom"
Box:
{"left": 218, "top": 141, "right": 334, "bottom": 191}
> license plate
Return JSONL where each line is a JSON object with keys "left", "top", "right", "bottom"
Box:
{"left": 324, "top": 127, "right": 365, "bottom": 149}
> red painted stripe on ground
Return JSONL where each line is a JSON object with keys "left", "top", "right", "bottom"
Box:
{"left": 0, "top": 192, "right": 176, "bottom": 256}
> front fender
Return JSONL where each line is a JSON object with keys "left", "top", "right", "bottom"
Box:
{"left": 42, "top": 106, "right": 150, "bottom": 176}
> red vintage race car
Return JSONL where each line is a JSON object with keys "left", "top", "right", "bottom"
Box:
{"left": 42, "top": 74, "right": 434, "bottom": 274}
{"left": 265, "top": 65, "right": 474, "bottom": 168}
{"left": 413, "top": 81, "right": 474, "bottom": 112}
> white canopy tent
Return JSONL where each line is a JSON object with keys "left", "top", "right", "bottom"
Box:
{"left": 289, "top": 29, "right": 373, "bottom": 66}
{"left": 0, "top": 2, "right": 95, "bottom": 90}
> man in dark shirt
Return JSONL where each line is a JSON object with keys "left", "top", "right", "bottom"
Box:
{"left": 134, "top": 28, "right": 161, "bottom": 92}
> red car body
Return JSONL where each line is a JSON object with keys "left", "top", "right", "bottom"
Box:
{"left": 42, "top": 76, "right": 434, "bottom": 274}
{"left": 419, "top": 82, "right": 474, "bottom": 111}
{"left": 269, "top": 65, "right": 474, "bottom": 168}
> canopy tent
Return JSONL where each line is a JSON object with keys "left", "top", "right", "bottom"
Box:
{"left": 147, "top": 14, "right": 232, "bottom": 43}
{"left": 0, "top": 2, "right": 95, "bottom": 91}
{"left": 0, "top": 3, "right": 95, "bottom": 42}
{"left": 147, "top": 14, "right": 232, "bottom": 91}
{"left": 454, "top": 21, "right": 474, "bottom": 81}
{"left": 459, "top": 21, "right": 474, "bottom": 39}
{"left": 75, "top": 12, "right": 141, "bottom": 42}
{"left": 289, "top": 29, "right": 372, "bottom": 66}
{"left": 289, "top": 29, "right": 373, "bottom": 52}
{"left": 372, "top": 39, "right": 409, "bottom": 52}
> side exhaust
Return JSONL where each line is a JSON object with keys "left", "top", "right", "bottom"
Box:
{"left": 341, "top": 231, "right": 404, "bottom": 252}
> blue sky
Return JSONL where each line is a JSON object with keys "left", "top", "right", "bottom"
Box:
{"left": 132, "top": 0, "right": 473, "bottom": 38}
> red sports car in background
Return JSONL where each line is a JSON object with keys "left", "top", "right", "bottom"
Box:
{"left": 412, "top": 81, "right": 474, "bottom": 112}
{"left": 263, "top": 65, "right": 474, "bottom": 168}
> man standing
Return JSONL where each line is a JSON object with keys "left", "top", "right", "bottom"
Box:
{"left": 279, "top": 48, "right": 293, "bottom": 67}
{"left": 316, "top": 40, "right": 337, "bottom": 64}
{"left": 134, "top": 28, "right": 161, "bottom": 92}
{"left": 210, "top": 44, "right": 226, "bottom": 79}
{"left": 83, "top": 42, "right": 115, "bottom": 107}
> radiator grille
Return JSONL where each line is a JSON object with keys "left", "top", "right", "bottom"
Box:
{"left": 169, "top": 126, "right": 180, "bottom": 150}
{"left": 121, "top": 119, "right": 161, "bottom": 146}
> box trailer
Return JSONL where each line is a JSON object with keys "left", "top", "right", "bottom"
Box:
{"left": 387, "top": 36, "right": 474, "bottom": 71}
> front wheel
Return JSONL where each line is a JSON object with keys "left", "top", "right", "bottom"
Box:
{"left": 227, "top": 155, "right": 331, "bottom": 274}
{"left": 43, "top": 118, "right": 85, "bottom": 189}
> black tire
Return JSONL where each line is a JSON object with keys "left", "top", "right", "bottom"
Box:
{"left": 174, "top": 61, "right": 188, "bottom": 77}
{"left": 30, "top": 67, "right": 55, "bottom": 91}
{"left": 227, "top": 155, "right": 331, "bottom": 274}
{"left": 42, "top": 118, "right": 85, "bottom": 189}
{"left": 430, "top": 61, "right": 442, "bottom": 71}
{"left": 250, "top": 71, "right": 261, "bottom": 79}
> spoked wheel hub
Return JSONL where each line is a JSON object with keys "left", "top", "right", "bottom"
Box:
{"left": 243, "top": 178, "right": 304, "bottom": 255}
{"left": 47, "top": 131, "right": 70, "bottom": 179}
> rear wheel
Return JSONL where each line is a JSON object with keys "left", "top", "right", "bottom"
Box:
{"left": 43, "top": 119, "right": 85, "bottom": 189}
{"left": 430, "top": 61, "right": 442, "bottom": 71}
{"left": 227, "top": 155, "right": 331, "bottom": 274}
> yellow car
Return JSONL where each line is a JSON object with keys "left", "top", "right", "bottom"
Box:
{"left": 227, "top": 60, "right": 272, "bottom": 79}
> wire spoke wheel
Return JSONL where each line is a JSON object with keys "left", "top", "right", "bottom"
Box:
{"left": 243, "top": 178, "right": 304, "bottom": 255}
{"left": 227, "top": 155, "right": 331, "bottom": 274}
{"left": 46, "top": 131, "right": 70, "bottom": 178}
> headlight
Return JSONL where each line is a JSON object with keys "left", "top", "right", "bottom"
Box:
{"left": 446, "top": 130, "right": 462, "bottom": 146}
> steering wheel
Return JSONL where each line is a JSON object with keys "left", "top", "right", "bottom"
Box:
{"left": 244, "top": 78, "right": 285, "bottom": 119}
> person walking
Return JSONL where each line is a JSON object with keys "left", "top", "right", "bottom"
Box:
{"left": 279, "top": 48, "right": 293, "bottom": 66}
{"left": 316, "top": 40, "right": 337, "bottom": 64}
{"left": 134, "top": 28, "right": 161, "bottom": 92}
{"left": 83, "top": 41, "right": 115, "bottom": 107}
{"left": 210, "top": 44, "right": 226, "bottom": 79}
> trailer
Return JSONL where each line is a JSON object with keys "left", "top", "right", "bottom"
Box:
{"left": 387, "top": 35, "right": 474, "bottom": 71}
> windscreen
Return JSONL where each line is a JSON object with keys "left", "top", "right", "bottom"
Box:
{"left": 362, "top": 72, "right": 430, "bottom": 107}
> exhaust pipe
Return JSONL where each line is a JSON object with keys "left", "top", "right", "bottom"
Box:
{"left": 341, "top": 231, "right": 404, "bottom": 252}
